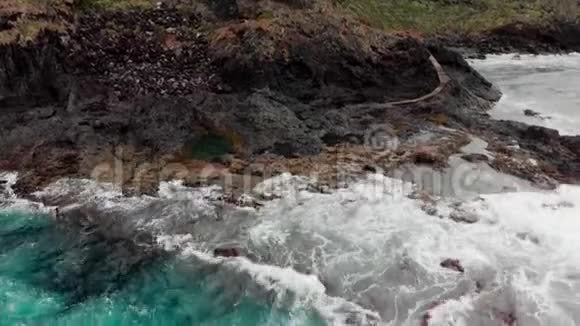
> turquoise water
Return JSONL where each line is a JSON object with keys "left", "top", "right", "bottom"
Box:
{"left": 0, "top": 211, "right": 325, "bottom": 326}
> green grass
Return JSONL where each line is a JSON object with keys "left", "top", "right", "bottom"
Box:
{"left": 75, "top": 0, "right": 155, "bottom": 11}
{"left": 333, "top": 0, "right": 580, "bottom": 34}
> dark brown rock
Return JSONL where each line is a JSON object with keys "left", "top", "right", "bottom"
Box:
{"left": 461, "top": 153, "right": 489, "bottom": 163}
{"left": 0, "top": 13, "right": 20, "bottom": 31}
{"left": 563, "top": 136, "right": 580, "bottom": 156}
{"left": 214, "top": 247, "right": 241, "bottom": 258}
{"left": 495, "top": 311, "right": 517, "bottom": 326}
{"left": 449, "top": 211, "right": 479, "bottom": 223}
{"left": 0, "top": 160, "right": 18, "bottom": 171}
{"left": 209, "top": 13, "right": 439, "bottom": 104}
{"left": 0, "top": 3, "right": 446, "bottom": 195}
{"left": 433, "top": 21, "right": 580, "bottom": 56}
{"left": 412, "top": 147, "right": 446, "bottom": 166}
{"left": 440, "top": 258, "right": 465, "bottom": 273}
{"left": 524, "top": 109, "right": 540, "bottom": 117}
{"left": 68, "top": 8, "right": 220, "bottom": 98}
{"left": 1, "top": 2, "right": 579, "bottom": 196}
{"left": 523, "top": 126, "right": 560, "bottom": 142}
{"left": 207, "top": 0, "right": 240, "bottom": 20}
{"left": 421, "top": 301, "right": 444, "bottom": 326}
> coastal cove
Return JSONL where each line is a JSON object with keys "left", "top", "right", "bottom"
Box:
{"left": 2, "top": 1, "right": 580, "bottom": 325}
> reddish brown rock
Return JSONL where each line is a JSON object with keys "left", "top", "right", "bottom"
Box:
{"left": 495, "top": 311, "right": 517, "bottom": 326}
{"left": 0, "top": 159, "right": 17, "bottom": 171}
{"left": 421, "top": 301, "right": 444, "bottom": 326}
{"left": 412, "top": 146, "right": 446, "bottom": 166}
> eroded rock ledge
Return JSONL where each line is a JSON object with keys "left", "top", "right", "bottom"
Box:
{"left": 432, "top": 20, "right": 580, "bottom": 58}
{"left": 0, "top": 0, "right": 579, "bottom": 196}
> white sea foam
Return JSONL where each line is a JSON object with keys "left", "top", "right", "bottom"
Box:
{"left": 155, "top": 233, "right": 381, "bottom": 326}
{"left": 0, "top": 172, "right": 50, "bottom": 213}
{"left": 4, "top": 168, "right": 580, "bottom": 325}
{"left": 139, "top": 172, "right": 580, "bottom": 325}
{"left": 253, "top": 172, "right": 314, "bottom": 199}
{"left": 33, "top": 178, "right": 124, "bottom": 205}
{"left": 0, "top": 171, "right": 18, "bottom": 200}
{"left": 158, "top": 179, "right": 223, "bottom": 202}
{"left": 241, "top": 174, "right": 580, "bottom": 325}
{"left": 471, "top": 53, "right": 580, "bottom": 135}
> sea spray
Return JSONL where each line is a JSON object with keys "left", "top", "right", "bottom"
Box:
{"left": 2, "top": 168, "right": 580, "bottom": 325}
{"left": 471, "top": 53, "right": 580, "bottom": 136}
{"left": 244, "top": 174, "right": 580, "bottom": 325}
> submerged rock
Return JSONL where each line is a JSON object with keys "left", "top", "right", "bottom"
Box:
{"left": 461, "top": 153, "right": 489, "bottom": 163}
{"left": 495, "top": 311, "right": 517, "bottom": 326}
{"left": 516, "top": 232, "right": 540, "bottom": 245}
{"left": 449, "top": 210, "right": 479, "bottom": 224}
{"left": 412, "top": 147, "right": 446, "bottom": 166}
{"left": 421, "top": 301, "right": 444, "bottom": 326}
{"left": 3, "top": 206, "right": 167, "bottom": 305}
{"left": 214, "top": 247, "right": 241, "bottom": 258}
{"left": 440, "top": 258, "right": 465, "bottom": 273}
{"left": 524, "top": 109, "right": 540, "bottom": 117}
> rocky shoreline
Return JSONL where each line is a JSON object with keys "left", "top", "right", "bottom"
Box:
{"left": 431, "top": 20, "right": 580, "bottom": 58}
{"left": 1, "top": 0, "right": 580, "bottom": 200}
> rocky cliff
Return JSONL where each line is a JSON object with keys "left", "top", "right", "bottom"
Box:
{"left": 0, "top": 0, "right": 579, "bottom": 196}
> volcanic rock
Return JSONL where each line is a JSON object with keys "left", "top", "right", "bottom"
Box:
{"left": 461, "top": 153, "right": 489, "bottom": 163}
{"left": 1, "top": 0, "right": 579, "bottom": 196}
{"left": 440, "top": 258, "right": 465, "bottom": 273}
{"left": 214, "top": 247, "right": 241, "bottom": 258}
{"left": 524, "top": 109, "right": 540, "bottom": 117}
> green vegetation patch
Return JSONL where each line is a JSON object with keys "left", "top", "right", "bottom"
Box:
{"left": 183, "top": 134, "right": 235, "bottom": 161}
{"left": 333, "top": 0, "right": 580, "bottom": 34}
{"left": 75, "top": 0, "right": 155, "bottom": 11}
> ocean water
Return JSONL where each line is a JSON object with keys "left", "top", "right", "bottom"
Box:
{"left": 470, "top": 53, "right": 580, "bottom": 135}
{"left": 1, "top": 54, "right": 580, "bottom": 326}
{"left": 0, "top": 209, "right": 326, "bottom": 326}
{"left": 2, "top": 172, "right": 580, "bottom": 325}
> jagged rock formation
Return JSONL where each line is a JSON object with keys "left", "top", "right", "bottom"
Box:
{"left": 0, "top": 0, "right": 579, "bottom": 195}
